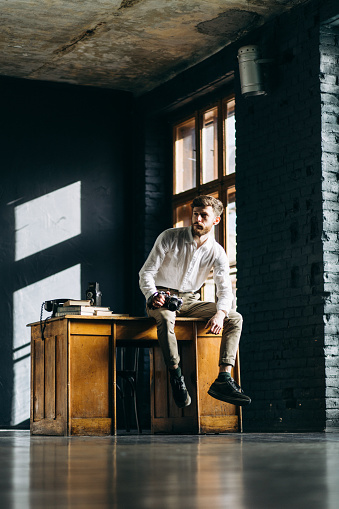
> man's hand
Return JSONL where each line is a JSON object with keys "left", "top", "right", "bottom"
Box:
{"left": 151, "top": 291, "right": 170, "bottom": 309}
{"left": 205, "top": 310, "right": 226, "bottom": 334}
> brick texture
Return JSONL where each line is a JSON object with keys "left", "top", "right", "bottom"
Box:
{"left": 320, "top": 23, "right": 339, "bottom": 431}
{"left": 143, "top": 118, "right": 173, "bottom": 259}
{"left": 235, "top": 2, "right": 326, "bottom": 431}
{"left": 134, "top": 118, "right": 173, "bottom": 430}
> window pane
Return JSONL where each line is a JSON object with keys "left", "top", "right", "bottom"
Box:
{"left": 174, "top": 118, "right": 196, "bottom": 194}
{"left": 202, "top": 277, "right": 216, "bottom": 303}
{"left": 230, "top": 269, "right": 237, "bottom": 310}
{"left": 174, "top": 203, "right": 192, "bottom": 228}
{"left": 201, "top": 107, "right": 218, "bottom": 184}
{"left": 207, "top": 190, "right": 220, "bottom": 243}
{"left": 226, "top": 187, "right": 236, "bottom": 267}
{"left": 225, "top": 99, "right": 235, "bottom": 175}
{"left": 199, "top": 191, "right": 222, "bottom": 303}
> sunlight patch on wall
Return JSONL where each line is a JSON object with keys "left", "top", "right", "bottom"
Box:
{"left": 11, "top": 264, "right": 81, "bottom": 426}
{"left": 15, "top": 182, "right": 81, "bottom": 261}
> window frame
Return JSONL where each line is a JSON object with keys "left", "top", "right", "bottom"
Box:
{"left": 172, "top": 94, "right": 237, "bottom": 306}
{"left": 172, "top": 95, "right": 236, "bottom": 236}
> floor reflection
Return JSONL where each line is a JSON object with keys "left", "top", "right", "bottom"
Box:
{"left": 28, "top": 435, "right": 245, "bottom": 509}
{"left": 1, "top": 432, "right": 339, "bottom": 509}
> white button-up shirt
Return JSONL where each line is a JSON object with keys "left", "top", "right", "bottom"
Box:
{"left": 139, "top": 226, "right": 233, "bottom": 313}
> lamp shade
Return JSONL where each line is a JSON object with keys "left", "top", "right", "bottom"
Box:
{"left": 237, "top": 45, "right": 266, "bottom": 97}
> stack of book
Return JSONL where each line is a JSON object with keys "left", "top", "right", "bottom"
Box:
{"left": 55, "top": 299, "right": 113, "bottom": 317}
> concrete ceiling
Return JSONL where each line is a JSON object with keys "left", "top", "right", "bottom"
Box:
{"left": 2, "top": 0, "right": 308, "bottom": 96}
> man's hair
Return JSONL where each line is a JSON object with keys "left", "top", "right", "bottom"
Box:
{"left": 191, "top": 195, "right": 224, "bottom": 217}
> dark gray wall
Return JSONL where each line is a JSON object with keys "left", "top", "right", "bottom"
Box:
{"left": 0, "top": 77, "right": 134, "bottom": 427}
{"left": 235, "top": 1, "right": 325, "bottom": 432}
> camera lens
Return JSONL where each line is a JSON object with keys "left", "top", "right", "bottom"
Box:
{"left": 167, "top": 299, "right": 177, "bottom": 311}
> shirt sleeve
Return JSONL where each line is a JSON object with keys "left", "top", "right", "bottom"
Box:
{"left": 213, "top": 248, "right": 234, "bottom": 314}
{"left": 139, "top": 231, "right": 169, "bottom": 301}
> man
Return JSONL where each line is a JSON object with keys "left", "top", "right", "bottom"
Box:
{"left": 139, "top": 195, "right": 251, "bottom": 408}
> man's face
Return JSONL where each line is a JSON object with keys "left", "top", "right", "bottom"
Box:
{"left": 191, "top": 206, "right": 220, "bottom": 237}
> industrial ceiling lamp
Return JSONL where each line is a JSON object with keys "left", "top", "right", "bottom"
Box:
{"left": 237, "top": 45, "right": 271, "bottom": 97}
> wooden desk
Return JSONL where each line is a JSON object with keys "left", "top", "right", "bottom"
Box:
{"left": 29, "top": 316, "right": 242, "bottom": 436}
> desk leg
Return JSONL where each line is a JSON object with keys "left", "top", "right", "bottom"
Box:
{"left": 112, "top": 322, "right": 117, "bottom": 435}
{"left": 30, "top": 320, "right": 68, "bottom": 436}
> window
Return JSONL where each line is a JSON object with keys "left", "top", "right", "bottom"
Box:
{"left": 173, "top": 96, "right": 237, "bottom": 308}
{"left": 201, "top": 107, "right": 218, "bottom": 184}
{"left": 174, "top": 118, "right": 196, "bottom": 195}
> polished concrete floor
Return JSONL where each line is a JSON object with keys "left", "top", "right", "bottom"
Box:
{"left": 0, "top": 431, "right": 339, "bottom": 509}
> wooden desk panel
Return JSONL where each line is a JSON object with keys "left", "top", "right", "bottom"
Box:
{"left": 30, "top": 317, "right": 115, "bottom": 436}
{"left": 196, "top": 331, "right": 240, "bottom": 433}
{"left": 30, "top": 319, "right": 68, "bottom": 435}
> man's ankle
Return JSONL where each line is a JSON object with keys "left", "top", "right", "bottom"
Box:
{"left": 218, "top": 371, "right": 231, "bottom": 381}
{"left": 170, "top": 365, "right": 182, "bottom": 378}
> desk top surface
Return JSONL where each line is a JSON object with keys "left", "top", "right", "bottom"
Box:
{"left": 28, "top": 315, "right": 207, "bottom": 327}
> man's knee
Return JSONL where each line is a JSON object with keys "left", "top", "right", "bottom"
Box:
{"left": 230, "top": 310, "right": 242, "bottom": 321}
{"left": 226, "top": 310, "right": 243, "bottom": 329}
{"left": 152, "top": 308, "right": 176, "bottom": 331}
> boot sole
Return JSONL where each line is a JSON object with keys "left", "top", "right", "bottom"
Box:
{"left": 208, "top": 388, "right": 251, "bottom": 406}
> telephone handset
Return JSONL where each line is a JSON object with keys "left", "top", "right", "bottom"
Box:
{"left": 44, "top": 299, "right": 69, "bottom": 316}
{"left": 40, "top": 299, "right": 69, "bottom": 341}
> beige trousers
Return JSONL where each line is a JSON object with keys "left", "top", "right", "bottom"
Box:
{"left": 146, "top": 290, "right": 242, "bottom": 368}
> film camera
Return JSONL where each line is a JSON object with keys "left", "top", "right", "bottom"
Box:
{"left": 148, "top": 291, "right": 183, "bottom": 312}
{"left": 86, "top": 282, "right": 102, "bottom": 306}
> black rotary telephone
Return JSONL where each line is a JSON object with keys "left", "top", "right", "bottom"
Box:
{"left": 44, "top": 299, "right": 69, "bottom": 317}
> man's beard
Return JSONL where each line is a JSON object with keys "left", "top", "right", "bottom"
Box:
{"left": 192, "top": 224, "right": 211, "bottom": 237}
